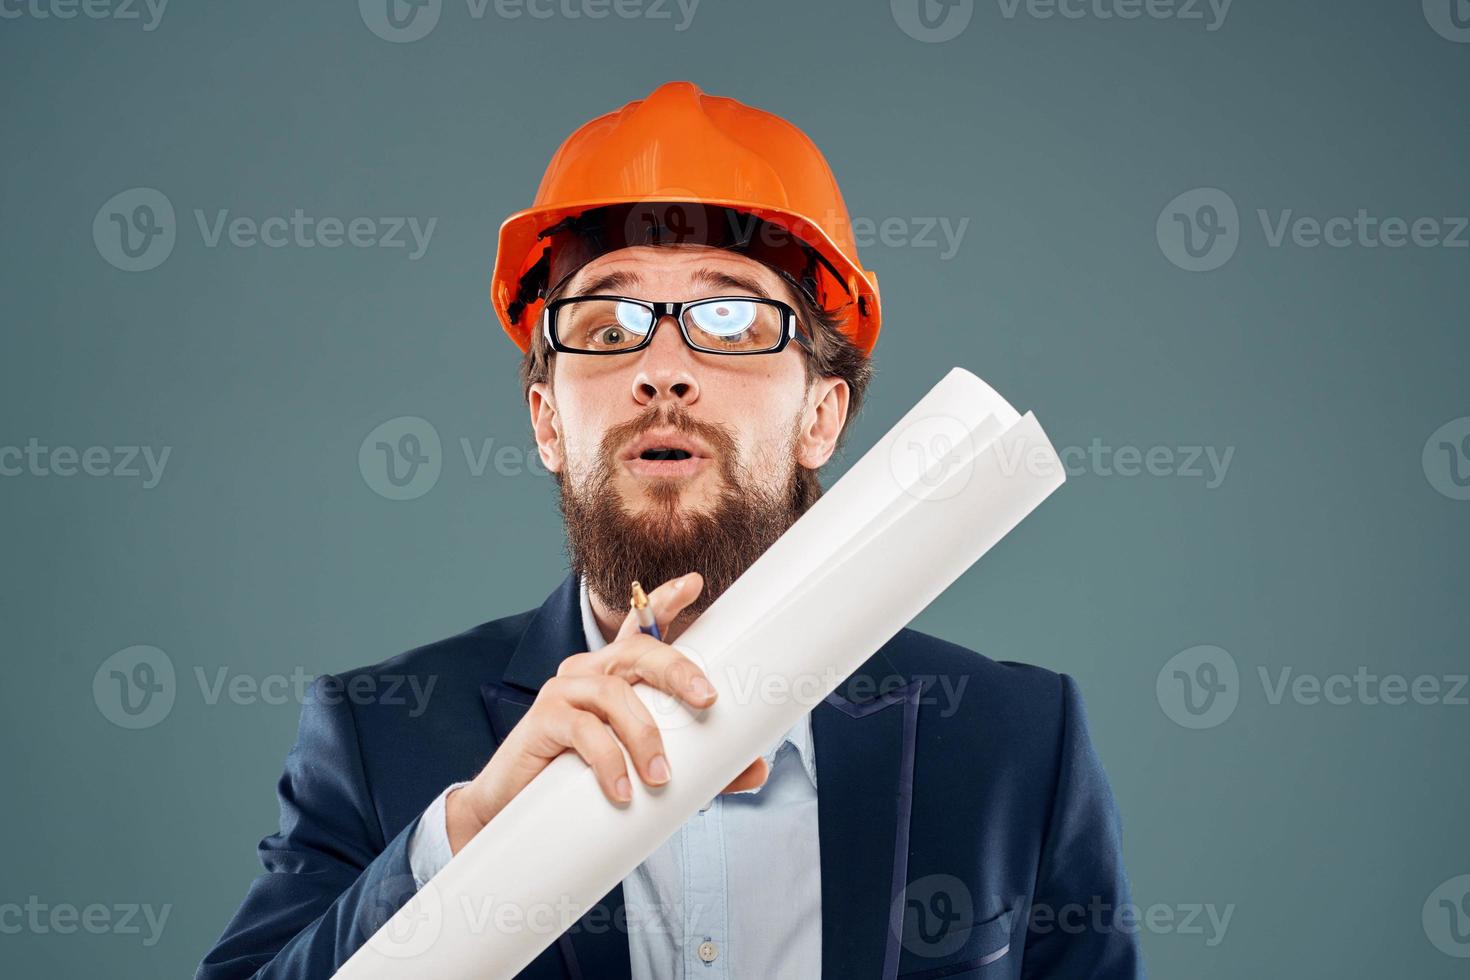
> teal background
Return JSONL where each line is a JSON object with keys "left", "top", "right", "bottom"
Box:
{"left": 2, "top": 0, "right": 1467, "bottom": 976}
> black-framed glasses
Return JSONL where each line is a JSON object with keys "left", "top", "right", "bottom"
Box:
{"left": 542, "top": 295, "right": 812, "bottom": 355}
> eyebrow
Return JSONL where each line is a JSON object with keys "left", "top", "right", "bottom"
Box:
{"left": 688, "top": 268, "right": 772, "bottom": 298}
{"left": 572, "top": 269, "right": 643, "bottom": 296}
{"left": 569, "top": 267, "right": 774, "bottom": 300}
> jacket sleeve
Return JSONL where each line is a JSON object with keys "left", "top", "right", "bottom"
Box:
{"left": 195, "top": 674, "right": 425, "bottom": 979}
{"left": 1020, "top": 674, "right": 1146, "bottom": 979}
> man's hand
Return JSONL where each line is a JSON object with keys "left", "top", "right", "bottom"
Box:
{"left": 445, "top": 572, "right": 769, "bottom": 855}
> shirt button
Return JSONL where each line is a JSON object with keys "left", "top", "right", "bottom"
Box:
{"left": 697, "top": 939, "right": 719, "bottom": 963}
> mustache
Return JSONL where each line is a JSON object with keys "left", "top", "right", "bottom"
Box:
{"left": 596, "top": 403, "right": 739, "bottom": 474}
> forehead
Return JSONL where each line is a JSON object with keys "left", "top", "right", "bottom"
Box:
{"left": 560, "top": 245, "right": 799, "bottom": 305}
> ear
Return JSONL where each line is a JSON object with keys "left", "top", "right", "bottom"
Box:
{"left": 528, "top": 381, "right": 565, "bottom": 474}
{"left": 796, "top": 376, "right": 849, "bottom": 470}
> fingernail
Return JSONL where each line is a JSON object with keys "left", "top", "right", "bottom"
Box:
{"left": 688, "top": 677, "right": 715, "bottom": 700}
{"left": 649, "top": 755, "right": 670, "bottom": 782}
{"left": 614, "top": 776, "right": 632, "bottom": 802}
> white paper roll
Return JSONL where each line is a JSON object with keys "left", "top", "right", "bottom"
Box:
{"left": 333, "top": 367, "right": 1066, "bottom": 979}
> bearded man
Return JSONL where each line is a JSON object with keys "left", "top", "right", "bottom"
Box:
{"left": 197, "top": 81, "right": 1143, "bottom": 980}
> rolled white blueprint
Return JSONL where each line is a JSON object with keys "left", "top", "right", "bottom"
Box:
{"left": 334, "top": 367, "right": 1066, "bottom": 979}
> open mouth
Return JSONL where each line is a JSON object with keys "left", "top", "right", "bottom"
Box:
{"left": 620, "top": 430, "right": 711, "bottom": 479}
{"left": 639, "top": 447, "right": 695, "bottom": 462}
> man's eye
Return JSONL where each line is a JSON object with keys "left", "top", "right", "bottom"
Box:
{"left": 591, "top": 325, "right": 626, "bottom": 345}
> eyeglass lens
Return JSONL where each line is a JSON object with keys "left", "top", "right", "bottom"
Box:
{"left": 554, "top": 298, "right": 786, "bottom": 353}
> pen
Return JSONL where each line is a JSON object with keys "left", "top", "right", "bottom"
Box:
{"left": 629, "top": 580, "right": 661, "bottom": 641}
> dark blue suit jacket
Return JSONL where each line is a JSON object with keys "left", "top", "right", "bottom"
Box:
{"left": 197, "top": 573, "right": 1143, "bottom": 979}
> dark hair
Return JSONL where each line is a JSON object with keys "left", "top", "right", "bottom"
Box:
{"left": 517, "top": 254, "right": 873, "bottom": 455}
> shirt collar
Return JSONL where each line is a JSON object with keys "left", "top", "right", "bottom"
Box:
{"left": 577, "top": 575, "right": 817, "bottom": 789}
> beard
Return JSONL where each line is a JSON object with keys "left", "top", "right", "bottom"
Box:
{"left": 556, "top": 401, "right": 823, "bottom": 621}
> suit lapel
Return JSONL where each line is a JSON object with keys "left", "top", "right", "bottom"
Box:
{"left": 479, "top": 573, "right": 632, "bottom": 980}
{"left": 814, "top": 655, "right": 923, "bottom": 980}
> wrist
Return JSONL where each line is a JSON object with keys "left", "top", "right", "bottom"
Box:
{"left": 445, "top": 783, "right": 501, "bottom": 854}
{"left": 445, "top": 786, "right": 479, "bottom": 855}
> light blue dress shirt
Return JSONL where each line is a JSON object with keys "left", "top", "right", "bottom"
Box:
{"left": 409, "top": 576, "right": 823, "bottom": 978}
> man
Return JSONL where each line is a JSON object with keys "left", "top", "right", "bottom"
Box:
{"left": 197, "top": 81, "right": 1143, "bottom": 979}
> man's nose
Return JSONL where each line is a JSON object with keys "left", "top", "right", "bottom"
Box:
{"left": 630, "top": 315, "right": 701, "bottom": 407}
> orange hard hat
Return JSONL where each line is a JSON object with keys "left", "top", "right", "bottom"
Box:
{"left": 491, "top": 81, "right": 881, "bottom": 355}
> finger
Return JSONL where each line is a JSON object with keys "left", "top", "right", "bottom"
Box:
{"left": 555, "top": 709, "right": 634, "bottom": 804}
{"left": 647, "top": 570, "right": 703, "bottom": 628}
{"left": 614, "top": 572, "right": 705, "bottom": 641}
{"left": 606, "top": 635, "right": 717, "bottom": 709}
{"left": 554, "top": 650, "right": 598, "bottom": 678}
{"left": 720, "top": 757, "right": 770, "bottom": 795}
{"left": 554, "top": 674, "right": 671, "bottom": 788}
